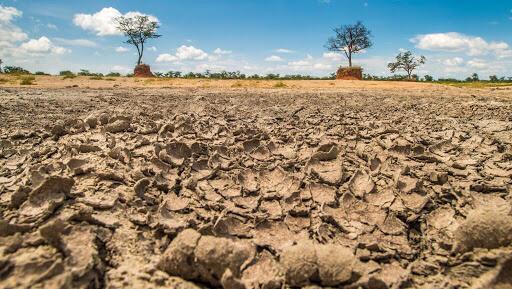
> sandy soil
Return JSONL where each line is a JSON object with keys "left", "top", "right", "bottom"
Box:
{"left": 1, "top": 82, "right": 512, "bottom": 289}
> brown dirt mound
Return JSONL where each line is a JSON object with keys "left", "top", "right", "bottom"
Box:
{"left": 134, "top": 64, "right": 154, "bottom": 78}
{"left": 336, "top": 66, "right": 363, "bottom": 80}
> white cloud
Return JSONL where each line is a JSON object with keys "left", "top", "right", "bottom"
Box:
{"left": 322, "top": 52, "right": 343, "bottom": 61}
{"left": 115, "top": 46, "right": 129, "bottom": 53}
{"left": 47, "top": 23, "right": 57, "bottom": 30}
{"left": 0, "top": 5, "right": 22, "bottom": 22}
{"left": 148, "top": 46, "right": 157, "bottom": 52}
{"left": 176, "top": 45, "right": 208, "bottom": 60}
{"left": 467, "top": 59, "right": 487, "bottom": 69}
{"left": 275, "top": 48, "right": 294, "bottom": 53}
{"left": 73, "top": 7, "right": 159, "bottom": 36}
{"left": 412, "top": 32, "right": 510, "bottom": 56}
{"left": 0, "top": 5, "right": 27, "bottom": 48}
{"left": 54, "top": 38, "right": 97, "bottom": 47}
{"left": 156, "top": 45, "right": 208, "bottom": 62}
{"left": 265, "top": 55, "right": 284, "bottom": 62}
{"left": 214, "top": 48, "right": 232, "bottom": 55}
{"left": 443, "top": 57, "right": 464, "bottom": 66}
{"left": 156, "top": 53, "right": 178, "bottom": 62}
{"left": 19, "top": 36, "right": 70, "bottom": 55}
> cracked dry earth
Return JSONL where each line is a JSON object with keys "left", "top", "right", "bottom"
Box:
{"left": 1, "top": 86, "right": 512, "bottom": 289}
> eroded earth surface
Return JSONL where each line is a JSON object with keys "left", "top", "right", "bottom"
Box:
{"left": 1, "top": 86, "right": 512, "bottom": 288}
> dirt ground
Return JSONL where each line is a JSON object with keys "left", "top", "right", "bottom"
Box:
{"left": 1, "top": 79, "right": 512, "bottom": 289}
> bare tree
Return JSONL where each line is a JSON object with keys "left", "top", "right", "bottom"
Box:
{"left": 388, "top": 51, "right": 426, "bottom": 79}
{"left": 115, "top": 15, "right": 161, "bottom": 66}
{"left": 325, "top": 21, "right": 373, "bottom": 67}
{"left": 0, "top": 59, "right": 3, "bottom": 73}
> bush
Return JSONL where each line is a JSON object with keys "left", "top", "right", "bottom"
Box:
{"left": 20, "top": 76, "right": 35, "bottom": 85}
{"left": 274, "top": 81, "right": 287, "bottom": 88}
{"left": 62, "top": 74, "right": 76, "bottom": 80}
{"left": 89, "top": 76, "right": 103, "bottom": 80}
{"left": 424, "top": 75, "right": 434, "bottom": 82}
{"left": 0, "top": 78, "right": 8, "bottom": 83}
{"left": 106, "top": 72, "right": 121, "bottom": 77}
{"left": 34, "top": 71, "right": 49, "bottom": 75}
{"left": 59, "top": 70, "right": 75, "bottom": 77}
{"left": 4, "top": 66, "right": 30, "bottom": 75}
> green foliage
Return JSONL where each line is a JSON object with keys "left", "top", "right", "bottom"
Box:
{"left": 34, "top": 71, "right": 49, "bottom": 75}
{"left": 19, "top": 76, "right": 36, "bottom": 85}
{"left": 152, "top": 70, "right": 334, "bottom": 80}
{"left": 424, "top": 75, "right": 434, "bottom": 82}
{"left": 59, "top": 70, "right": 75, "bottom": 76}
{"left": 115, "top": 15, "right": 161, "bottom": 65}
{"left": 325, "top": 21, "right": 373, "bottom": 67}
{"left": 388, "top": 51, "right": 426, "bottom": 79}
{"left": 106, "top": 72, "right": 121, "bottom": 77}
{"left": 78, "top": 69, "right": 104, "bottom": 77}
{"left": 274, "top": 81, "right": 287, "bottom": 88}
{"left": 465, "top": 73, "right": 479, "bottom": 82}
{"left": 4, "top": 66, "right": 30, "bottom": 75}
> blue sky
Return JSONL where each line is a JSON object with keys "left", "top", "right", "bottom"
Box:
{"left": 1, "top": 0, "right": 512, "bottom": 78}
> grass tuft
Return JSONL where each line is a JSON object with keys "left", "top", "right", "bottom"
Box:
{"left": 20, "top": 76, "right": 36, "bottom": 85}
{"left": 274, "top": 81, "right": 287, "bottom": 88}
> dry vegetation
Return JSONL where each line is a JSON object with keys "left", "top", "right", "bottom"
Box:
{"left": 1, "top": 81, "right": 512, "bottom": 289}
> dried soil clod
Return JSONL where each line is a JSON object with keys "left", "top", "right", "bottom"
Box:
{"left": 454, "top": 207, "right": 512, "bottom": 253}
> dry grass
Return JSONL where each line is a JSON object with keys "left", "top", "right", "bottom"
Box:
{"left": 19, "top": 76, "right": 36, "bottom": 85}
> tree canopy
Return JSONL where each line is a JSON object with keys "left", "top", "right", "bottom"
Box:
{"left": 115, "top": 15, "right": 161, "bottom": 66}
{"left": 325, "top": 21, "right": 373, "bottom": 67}
{"left": 387, "top": 51, "right": 426, "bottom": 79}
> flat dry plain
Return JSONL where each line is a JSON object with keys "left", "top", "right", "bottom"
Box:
{"left": 1, "top": 77, "right": 512, "bottom": 289}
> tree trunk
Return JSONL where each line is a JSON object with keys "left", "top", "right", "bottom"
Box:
{"left": 348, "top": 54, "right": 352, "bottom": 67}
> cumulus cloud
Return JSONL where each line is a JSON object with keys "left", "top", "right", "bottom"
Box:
{"left": 265, "top": 55, "right": 284, "bottom": 62}
{"left": 19, "top": 36, "right": 70, "bottom": 55}
{"left": 322, "top": 52, "right": 343, "bottom": 61}
{"left": 156, "top": 45, "right": 208, "bottom": 62}
{"left": 73, "top": 7, "right": 159, "bottom": 36}
{"left": 115, "top": 46, "right": 129, "bottom": 53}
{"left": 0, "top": 5, "right": 28, "bottom": 48}
{"left": 53, "top": 38, "right": 97, "bottom": 47}
{"left": 0, "top": 5, "right": 22, "bottom": 22}
{"left": 411, "top": 32, "right": 510, "bottom": 56}
{"left": 467, "top": 59, "right": 487, "bottom": 69}
{"left": 275, "top": 48, "right": 294, "bottom": 53}
{"left": 214, "top": 48, "right": 232, "bottom": 55}
{"left": 443, "top": 57, "right": 464, "bottom": 66}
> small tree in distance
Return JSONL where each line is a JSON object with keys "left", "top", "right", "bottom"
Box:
{"left": 115, "top": 15, "right": 161, "bottom": 66}
{"left": 388, "top": 51, "right": 426, "bottom": 80}
{"left": 0, "top": 59, "right": 3, "bottom": 73}
{"left": 325, "top": 21, "right": 373, "bottom": 67}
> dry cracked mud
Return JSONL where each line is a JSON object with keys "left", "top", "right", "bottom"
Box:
{"left": 1, "top": 84, "right": 512, "bottom": 288}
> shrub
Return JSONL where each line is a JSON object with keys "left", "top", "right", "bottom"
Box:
{"left": 274, "top": 81, "right": 287, "bottom": 88}
{"left": 89, "top": 76, "right": 103, "bottom": 80}
{"left": 4, "top": 66, "right": 30, "bottom": 75}
{"left": 34, "top": 71, "right": 49, "bottom": 75}
{"left": 0, "top": 78, "right": 8, "bottom": 83}
{"left": 59, "top": 70, "right": 75, "bottom": 77}
{"left": 20, "top": 76, "right": 35, "bottom": 85}
{"left": 106, "top": 72, "right": 121, "bottom": 77}
{"left": 62, "top": 75, "right": 76, "bottom": 80}
{"left": 104, "top": 78, "right": 116, "bottom": 81}
{"left": 231, "top": 81, "right": 243, "bottom": 88}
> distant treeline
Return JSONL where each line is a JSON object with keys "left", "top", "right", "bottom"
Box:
{"left": 3, "top": 65, "right": 512, "bottom": 83}
{"left": 153, "top": 70, "right": 336, "bottom": 80}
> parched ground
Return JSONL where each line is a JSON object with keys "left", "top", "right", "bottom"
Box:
{"left": 1, "top": 80, "right": 512, "bottom": 289}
